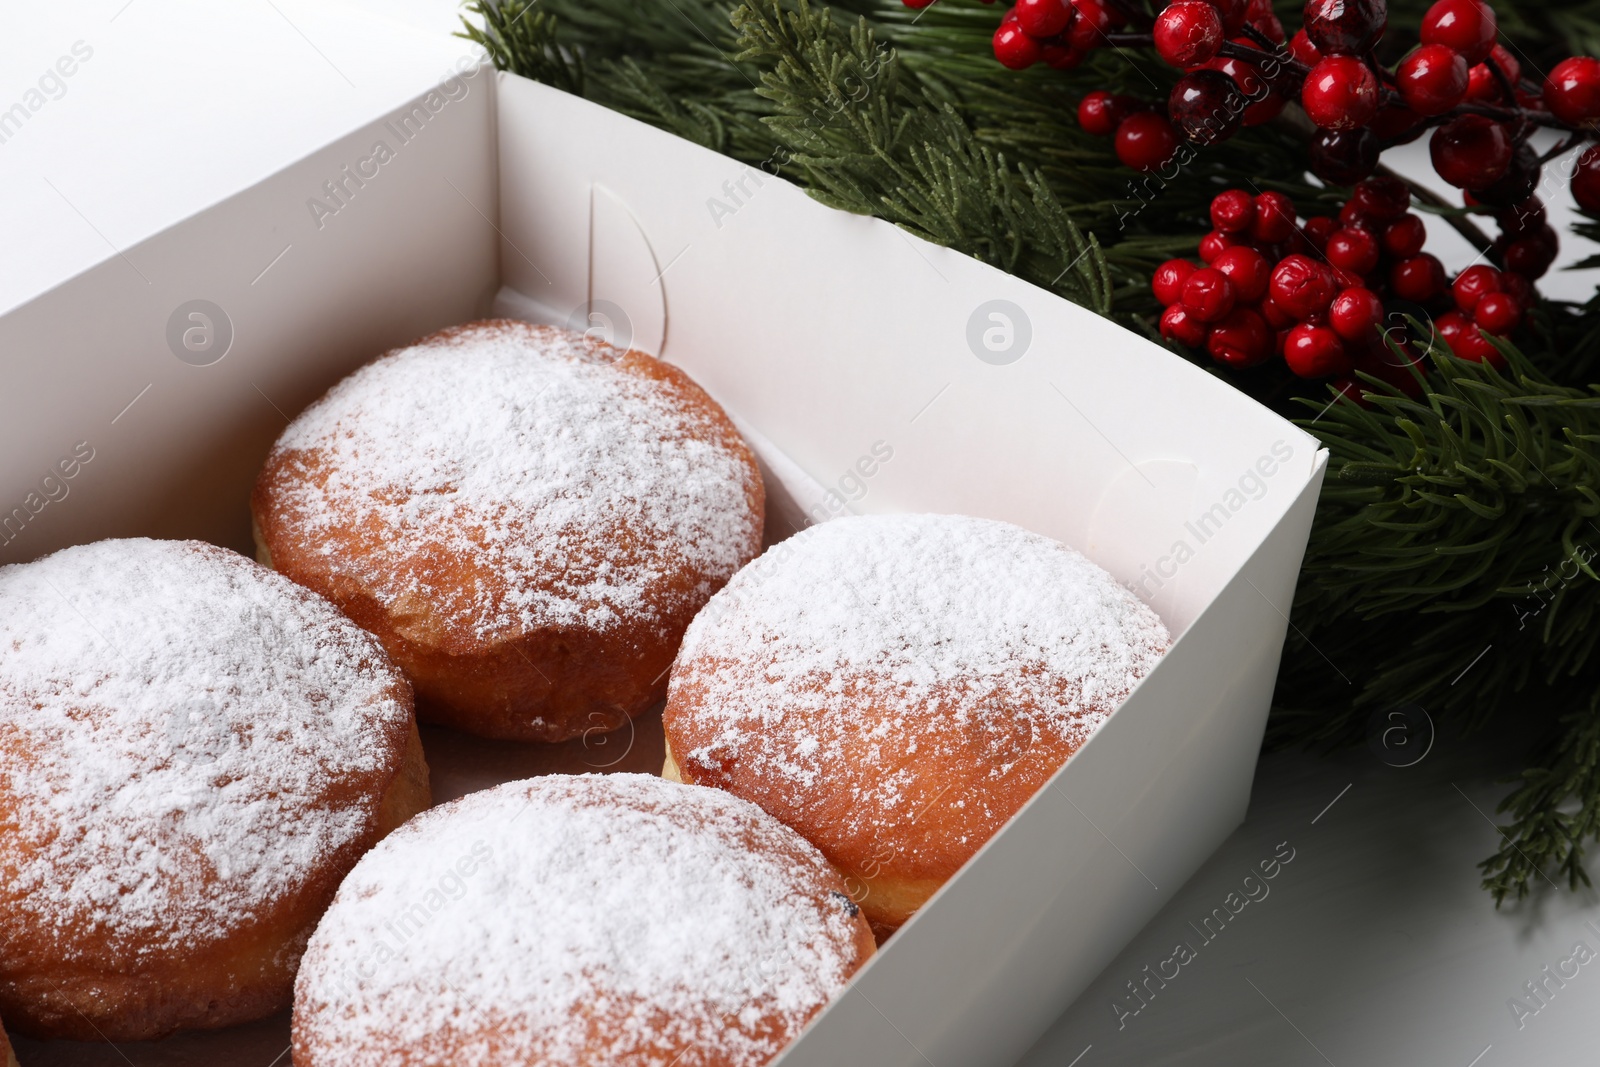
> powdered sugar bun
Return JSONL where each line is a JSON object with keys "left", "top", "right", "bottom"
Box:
{"left": 293, "top": 773, "right": 874, "bottom": 1067}
{"left": 662, "top": 513, "right": 1170, "bottom": 934}
{"left": 0, "top": 539, "right": 429, "bottom": 1041}
{"left": 252, "top": 319, "right": 765, "bottom": 743}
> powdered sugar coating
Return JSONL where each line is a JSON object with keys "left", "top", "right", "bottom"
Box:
{"left": 261, "top": 320, "right": 762, "bottom": 643}
{"left": 294, "top": 774, "right": 870, "bottom": 1067}
{"left": 0, "top": 539, "right": 412, "bottom": 962}
{"left": 665, "top": 514, "right": 1170, "bottom": 877}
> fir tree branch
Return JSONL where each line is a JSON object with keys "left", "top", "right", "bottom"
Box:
{"left": 1482, "top": 690, "right": 1600, "bottom": 903}
{"left": 731, "top": 0, "right": 1112, "bottom": 311}
{"left": 458, "top": 1, "right": 582, "bottom": 96}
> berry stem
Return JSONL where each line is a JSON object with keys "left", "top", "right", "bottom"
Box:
{"left": 1538, "top": 133, "right": 1588, "bottom": 164}
{"left": 1485, "top": 54, "right": 1519, "bottom": 110}
{"left": 1235, "top": 23, "right": 1278, "bottom": 52}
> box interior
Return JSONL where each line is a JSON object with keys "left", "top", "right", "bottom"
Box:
{"left": 1, "top": 67, "right": 1327, "bottom": 1067}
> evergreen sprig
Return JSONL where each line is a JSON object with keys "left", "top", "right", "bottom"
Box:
{"left": 458, "top": 1, "right": 583, "bottom": 95}
{"left": 732, "top": 0, "right": 1112, "bottom": 310}
{"left": 1277, "top": 334, "right": 1600, "bottom": 899}
{"left": 459, "top": 0, "right": 1600, "bottom": 902}
{"left": 1483, "top": 694, "right": 1600, "bottom": 901}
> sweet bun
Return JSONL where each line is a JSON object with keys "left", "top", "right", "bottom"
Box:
{"left": 0, "top": 539, "right": 429, "bottom": 1040}
{"left": 253, "top": 319, "right": 764, "bottom": 743}
{"left": 293, "top": 773, "right": 873, "bottom": 1067}
{"left": 662, "top": 513, "right": 1169, "bottom": 934}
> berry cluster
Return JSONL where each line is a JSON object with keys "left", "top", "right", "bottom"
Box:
{"left": 1155, "top": 178, "right": 1536, "bottom": 383}
{"left": 1026, "top": 0, "right": 1294, "bottom": 171}
{"left": 972, "top": 0, "right": 1600, "bottom": 200}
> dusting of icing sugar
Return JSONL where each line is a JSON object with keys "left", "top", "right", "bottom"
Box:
{"left": 294, "top": 774, "right": 864, "bottom": 1067}
{"left": 0, "top": 539, "right": 411, "bottom": 961}
{"left": 263, "top": 320, "right": 761, "bottom": 642}
{"left": 667, "top": 514, "right": 1170, "bottom": 866}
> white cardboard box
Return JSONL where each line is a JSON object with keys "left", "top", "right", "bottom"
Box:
{"left": 1, "top": 62, "right": 1326, "bottom": 1067}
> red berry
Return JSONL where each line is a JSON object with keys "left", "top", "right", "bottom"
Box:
{"left": 1210, "top": 189, "right": 1257, "bottom": 233}
{"left": 1503, "top": 225, "right": 1559, "bottom": 279}
{"left": 1114, "top": 112, "right": 1180, "bottom": 170}
{"left": 1015, "top": 0, "right": 1074, "bottom": 38}
{"left": 1251, "top": 191, "right": 1297, "bottom": 242}
{"left": 1210, "top": 0, "right": 1248, "bottom": 35}
{"left": 1302, "top": 56, "right": 1379, "bottom": 131}
{"left": 1466, "top": 61, "right": 1498, "bottom": 102}
{"left": 1500, "top": 271, "right": 1536, "bottom": 308}
{"left": 1391, "top": 253, "right": 1447, "bottom": 301}
{"left": 993, "top": 22, "right": 1044, "bottom": 69}
{"left": 1452, "top": 264, "right": 1503, "bottom": 313}
{"left": 1574, "top": 146, "right": 1600, "bottom": 213}
{"left": 1302, "top": 215, "right": 1337, "bottom": 251}
{"left": 1206, "top": 307, "right": 1274, "bottom": 367}
{"left": 1441, "top": 315, "right": 1503, "bottom": 365}
{"left": 1154, "top": 1, "right": 1224, "bottom": 67}
{"left": 1153, "top": 259, "right": 1199, "bottom": 305}
{"left": 1474, "top": 290, "right": 1521, "bottom": 333}
{"left": 1437, "top": 308, "right": 1468, "bottom": 345}
{"left": 1327, "top": 227, "right": 1380, "bottom": 273}
{"left": 1161, "top": 303, "right": 1210, "bottom": 347}
{"left": 1212, "top": 245, "right": 1272, "bottom": 302}
{"left": 1310, "top": 127, "right": 1380, "bottom": 185}
{"left": 1289, "top": 29, "right": 1321, "bottom": 66}
{"left": 1473, "top": 140, "right": 1540, "bottom": 207}
{"left": 1284, "top": 323, "right": 1351, "bottom": 378}
{"left": 1243, "top": 89, "right": 1285, "bottom": 127}
{"left": 1204, "top": 52, "right": 1283, "bottom": 126}
{"left": 1068, "top": 0, "right": 1120, "bottom": 50}
{"left": 1429, "top": 115, "right": 1513, "bottom": 190}
{"left": 1544, "top": 57, "right": 1600, "bottom": 126}
{"left": 1245, "top": 0, "right": 1286, "bottom": 42}
{"left": 1198, "top": 230, "right": 1238, "bottom": 263}
{"left": 1355, "top": 176, "right": 1411, "bottom": 222}
{"left": 1398, "top": 44, "right": 1470, "bottom": 116}
{"left": 1257, "top": 293, "right": 1295, "bottom": 328}
{"left": 1383, "top": 214, "right": 1428, "bottom": 258}
{"left": 1488, "top": 44, "right": 1519, "bottom": 84}
{"left": 1303, "top": 0, "right": 1386, "bottom": 55}
{"left": 1498, "top": 196, "right": 1546, "bottom": 240}
{"left": 1330, "top": 287, "right": 1385, "bottom": 342}
{"left": 1465, "top": 47, "right": 1519, "bottom": 103}
{"left": 1338, "top": 201, "right": 1378, "bottom": 233}
{"left": 1181, "top": 266, "right": 1239, "bottom": 322}
{"left": 1170, "top": 70, "right": 1245, "bottom": 145}
{"left": 1078, "top": 91, "right": 1140, "bottom": 136}
{"left": 1270, "top": 253, "right": 1336, "bottom": 317}
{"left": 1328, "top": 376, "right": 1370, "bottom": 407}
{"left": 1420, "top": 0, "right": 1497, "bottom": 65}
{"left": 1043, "top": 42, "right": 1089, "bottom": 68}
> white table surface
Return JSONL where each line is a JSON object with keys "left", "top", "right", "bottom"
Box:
{"left": 5, "top": 4, "right": 1599, "bottom": 1065}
